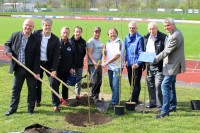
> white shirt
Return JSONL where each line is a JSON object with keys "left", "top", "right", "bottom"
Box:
{"left": 106, "top": 37, "right": 124, "bottom": 70}
{"left": 40, "top": 34, "right": 51, "bottom": 61}
{"left": 146, "top": 35, "right": 156, "bottom": 53}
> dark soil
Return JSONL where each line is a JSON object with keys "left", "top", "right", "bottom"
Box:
{"left": 22, "top": 128, "right": 64, "bottom": 133}
{"left": 67, "top": 94, "right": 95, "bottom": 106}
{"left": 65, "top": 112, "right": 112, "bottom": 127}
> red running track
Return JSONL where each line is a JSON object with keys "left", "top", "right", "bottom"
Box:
{"left": 0, "top": 46, "right": 199, "bottom": 84}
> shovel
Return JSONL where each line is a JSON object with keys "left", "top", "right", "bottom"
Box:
{"left": 40, "top": 65, "right": 81, "bottom": 99}
{"left": 96, "top": 47, "right": 109, "bottom": 112}
{"left": 11, "top": 56, "right": 66, "bottom": 105}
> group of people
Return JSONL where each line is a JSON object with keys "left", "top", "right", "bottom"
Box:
{"left": 4, "top": 17, "right": 185, "bottom": 119}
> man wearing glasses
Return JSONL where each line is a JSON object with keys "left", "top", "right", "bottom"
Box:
{"left": 124, "top": 21, "right": 144, "bottom": 105}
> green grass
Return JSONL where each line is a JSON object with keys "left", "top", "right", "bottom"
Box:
{"left": 0, "top": 17, "right": 200, "bottom": 60}
{"left": 1, "top": 63, "right": 200, "bottom": 133}
{"left": 1, "top": 11, "right": 200, "bottom": 20}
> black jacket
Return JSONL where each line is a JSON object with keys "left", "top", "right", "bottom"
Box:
{"left": 58, "top": 39, "right": 76, "bottom": 73}
{"left": 4, "top": 31, "right": 40, "bottom": 74}
{"left": 71, "top": 35, "right": 86, "bottom": 68}
{"left": 143, "top": 31, "right": 167, "bottom": 72}
{"left": 33, "top": 30, "right": 60, "bottom": 71}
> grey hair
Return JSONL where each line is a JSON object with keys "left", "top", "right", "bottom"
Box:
{"left": 128, "top": 21, "right": 138, "bottom": 28}
{"left": 163, "top": 18, "right": 175, "bottom": 25}
{"left": 148, "top": 22, "right": 158, "bottom": 29}
{"left": 61, "top": 26, "right": 70, "bottom": 32}
{"left": 42, "top": 18, "right": 52, "bottom": 25}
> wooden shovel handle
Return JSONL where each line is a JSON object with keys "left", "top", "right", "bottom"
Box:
{"left": 40, "top": 65, "right": 80, "bottom": 99}
{"left": 11, "top": 56, "right": 66, "bottom": 104}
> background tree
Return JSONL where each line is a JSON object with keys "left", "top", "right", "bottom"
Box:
{"left": 105, "top": 0, "right": 113, "bottom": 10}
{"left": 187, "top": 0, "right": 194, "bottom": 8}
{"left": 60, "top": 0, "right": 67, "bottom": 7}
{"left": 51, "top": 0, "right": 61, "bottom": 8}
{"left": 115, "top": 0, "right": 120, "bottom": 8}
{"left": 0, "top": 0, "right": 4, "bottom": 10}
{"left": 90, "top": 0, "right": 97, "bottom": 8}
{"left": 8, "top": 0, "right": 17, "bottom": 9}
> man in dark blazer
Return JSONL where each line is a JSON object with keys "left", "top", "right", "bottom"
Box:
{"left": 4, "top": 19, "right": 40, "bottom": 116}
{"left": 33, "top": 18, "right": 60, "bottom": 112}
{"left": 154, "top": 18, "right": 186, "bottom": 118}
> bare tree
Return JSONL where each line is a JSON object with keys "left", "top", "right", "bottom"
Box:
{"left": 0, "top": 0, "right": 4, "bottom": 10}
{"left": 121, "top": 0, "right": 140, "bottom": 12}
{"left": 75, "top": 0, "right": 81, "bottom": 10}
{"left": 115, "top": 0, "right": 120, "bottom": 8}
{"left": 187, "top": 0, "right": 194, "bottom": 8}
{"left": 60, "top": 0, "right": 67, "bottom": 7}
{"left": 51, "top": 0, "right": 61, "bottom": 8}
{"left": 90, "top": 0, "right": 97, "bottom": 8}
{"left": 105, "top": 0, "right": 113, "bottom": 10}
{"left": 8, "top": 0, "right": 18, "bottom": 9}
{"left": 47, "top": 0, "right": 53, "bottom": 6}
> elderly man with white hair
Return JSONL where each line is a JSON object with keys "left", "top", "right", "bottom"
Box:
{"left": 143, "top": 22, "right": 168, "bottom": 109}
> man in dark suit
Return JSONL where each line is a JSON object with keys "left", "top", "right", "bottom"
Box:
{"left": 33, "top": 18, "right": 60, "bottom": 112}
{"left": 4, "top": 19, "right": 40, "bottom": 116}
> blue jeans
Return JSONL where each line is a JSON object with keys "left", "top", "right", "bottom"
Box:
{"left": 108, "top": 68, "right": 120, "bottom": 105}
{"left": 161, "top": 75, "right": 177, "bottom": 114}
{"left": 75, "top": 68, "right": 83, "bottom": 95}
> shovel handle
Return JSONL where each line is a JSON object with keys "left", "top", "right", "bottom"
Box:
{"left": 40, "top": 65, "right": 80, "bottom": 99}
{"left": 11, "top": 56, "right": 66, "bottom": 104}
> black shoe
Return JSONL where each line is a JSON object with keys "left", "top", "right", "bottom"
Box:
{"left": 169, "top": 108, "right": 176, "bottom": 112}
{"left": 4, "top": 109, "right": 17, "bottom": 116}
{"left": 28, "top": 110, "right": 34, "bottom": 115}
{"left": 146, "top": 105, "right": 157, "bottom": 108}
{"left": 155, "top": 113, "right": 169, "bottom": 119}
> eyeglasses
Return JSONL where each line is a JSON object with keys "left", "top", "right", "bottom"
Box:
{"left": 164, "top": 24, "right": 170, "bottom": 27}
{"left": 129, "top": 27, "right": 137, "bottom": 30}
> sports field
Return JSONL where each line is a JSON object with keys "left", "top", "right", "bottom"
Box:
{"left": 0, "top": 16, "right": 200, "bottom": 132}
{"left": 0, "top": 16, "right": 200, "bottom": 60}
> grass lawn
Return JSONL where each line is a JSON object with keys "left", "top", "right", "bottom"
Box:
{"left": 0, "top": 17, "right": 200, "bottom": 60}
{"left": 1, "top": 63, "right": 200, "bottom": 133}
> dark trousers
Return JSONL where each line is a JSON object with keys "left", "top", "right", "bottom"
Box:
{"left": 36, "top": 61, "right": 53, "bottom": 103}
{"left": 52, "top": 72, "right": 69, "bottom": 106}
{"left": 88, "top": 65, "right": 102, "bottom": 99}
{"left": 127, "top": 65, "right": 143, "bottom": 103}
{"left": 10, "top": 66, "right": 36, "bottom": 112}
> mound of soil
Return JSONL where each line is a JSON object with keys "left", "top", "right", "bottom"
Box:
{"left": 67, "top": 94, "right": 95, "bottom": 106}
{"left": 65, "top": 112, "right": 112, "bottom": 127}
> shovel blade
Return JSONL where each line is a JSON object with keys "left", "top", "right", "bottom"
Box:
{"left": 95, "top": 100, "right": 109, "bottom": 112}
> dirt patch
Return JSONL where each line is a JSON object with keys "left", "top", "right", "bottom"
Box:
{"left": 67, "top": 94, "right": 95, "bottom": 106}
{"left": 65, "top": 112, "right": 112, "bottom": 127}
{"left": 67, "top": 93, "right": 111, "bottom": 107}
